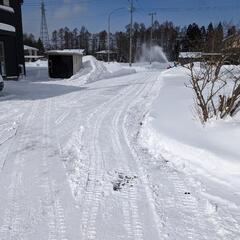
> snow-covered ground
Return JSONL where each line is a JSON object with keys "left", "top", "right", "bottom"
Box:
{"left": 140, "top": 66, "right": 240, "bottom": 239}
{"left": 0, "top": 57, "right": 239, "bottom": 239}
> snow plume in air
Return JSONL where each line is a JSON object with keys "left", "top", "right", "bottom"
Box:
{"left": 138, "top": 44, "right": 168, "bottom": 63}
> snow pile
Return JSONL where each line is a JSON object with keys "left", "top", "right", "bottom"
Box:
{"left": 140, "top": 66, "right": 240, "bottom": 188}
{"left": 25, "top": 60, "right": 48, "bottom": 68}
{"left": 70, "top": 56, "right": 136, "bottom": 84}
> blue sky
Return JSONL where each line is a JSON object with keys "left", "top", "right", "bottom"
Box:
{"left": 22, "top": 0, "right": 240, "bottom": 38}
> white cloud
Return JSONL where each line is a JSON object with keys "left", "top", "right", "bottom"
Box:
{"left": 54, "top": 1, "right": 86, "bottom": 20}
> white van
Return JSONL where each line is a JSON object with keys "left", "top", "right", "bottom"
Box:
{"left": 0, "top": 74, "right": 4, "bottom": 91}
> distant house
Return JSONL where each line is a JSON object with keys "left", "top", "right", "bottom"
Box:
{"left": 178, "top": 52, "right": 202, "bottom": 64}
{"left": 47, "top": 49, "right": 85, "bottom": 79}
{"left": 178, "top": 52, "right": 223, "bottom": 65}
{"left": 0, "top": 0, "right": 25, "bottom": 79}
{"left": 96, "top": 50, "right": 117, "bottom": 62}
{"left": 24, "top": 45, "right": 44, "bottom": 62}
{"left": 222, "top": 34, "right": 240, "bottom": 64}
{"left": 223, "top": 34, "right": 240, "bottom": 52}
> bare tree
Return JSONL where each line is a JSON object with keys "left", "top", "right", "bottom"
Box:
{"left": 185, "top": 55, "right": 240, "bottom": 123}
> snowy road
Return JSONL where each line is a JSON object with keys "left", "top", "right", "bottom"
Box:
{"left": 0, "top": 67, "right": 238, "bottom": 239}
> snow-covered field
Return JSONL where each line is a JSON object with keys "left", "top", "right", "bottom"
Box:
{"left": 0, "top": 57, "right": 239, "bottom": 239}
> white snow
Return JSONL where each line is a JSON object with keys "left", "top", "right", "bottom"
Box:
{"left": 47, "top": 49, "right": 85, "bottom": 55}
{"left": 140, "top": 65, "right": 240, "bottom": 238}
{"left": 0, "top": 5, "right": 14, "bottom": 13}
{"left": 0, "top": 23, "right": 15, "bottom": 32}
{"left": 69, "top": 56, "right": 136, "bottom": 84}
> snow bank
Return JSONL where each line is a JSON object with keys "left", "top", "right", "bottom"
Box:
{"left": 140, "top": 66, "right": 240, "bottom": 188}
{"left": 70, "top": 56, "right": 136, "bottom": 84}
{"left": 25, "top": 60, "right": 48, "bottom": 68}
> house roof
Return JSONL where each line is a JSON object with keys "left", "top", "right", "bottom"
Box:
{"left": 24, "top": 45, "right": 38, "bottom": 51}
{"left": 179, "top": 52, "right": 202, "bottom": 59}
{"left": 47, "top": 49, "right": 85, "bottom": 56}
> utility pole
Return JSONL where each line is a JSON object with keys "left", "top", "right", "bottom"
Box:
{"left": 149, "top": 12, "right": 156, "bottom": 65}
{"left": 129, "top": 0, "right": 134, "bottom": 67}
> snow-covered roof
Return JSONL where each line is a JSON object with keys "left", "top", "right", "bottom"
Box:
{"left": 24, "top": 55, "right": 44, "bottom": 59}
{"left": 0, "top": 23, "right": 15, "bottom": 33}
{"left": 47, "top": 49, "right": 85, "bottom": 56}
{"left": 0, "top": 5, "right": 14, "bottom": 13}
{"left": 96, "top": 50, "right": 116, "bottom": 54}
{"left": 179, "top": 52, "right": 202, "bottom": 59}
{"left": 24, "top": 45, "right": 39, "bottom": 51}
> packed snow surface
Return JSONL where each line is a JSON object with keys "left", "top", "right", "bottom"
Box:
{"left": 0, "top": 58, "right": 239, "bottom": 239}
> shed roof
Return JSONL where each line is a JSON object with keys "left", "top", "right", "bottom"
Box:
{"left": 47, "top": 49, "right": 85, "bottom": 56}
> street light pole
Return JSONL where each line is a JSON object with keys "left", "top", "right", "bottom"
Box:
{"left": 149, "top": 12, "right": 156, "bottom": 65}
{"left": 108, "top": 8, "right": 125, "bottom": 64}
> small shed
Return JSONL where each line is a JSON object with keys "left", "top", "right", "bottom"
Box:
{"left": 47, "top": 49, "right": 85, "bottom": 78}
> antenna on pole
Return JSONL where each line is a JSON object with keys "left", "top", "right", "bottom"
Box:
{"left": 40, "top": 0, "right": 50, "bottom": 50}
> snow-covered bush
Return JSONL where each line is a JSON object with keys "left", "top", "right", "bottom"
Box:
{"left": 185, "top": 57, "right": 240, "bottom": 123}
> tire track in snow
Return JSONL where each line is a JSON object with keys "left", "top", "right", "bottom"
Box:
{"left": 40, "top": 98, "right": 68, "bottom": 240}
{"left": 78, "top": 74, "right": 155, "bottom": 239}
{"left": 122, "top": 74, "right": 169, "bottom": 239}
{"left": 0, "top": 101, "right": 40, "bottom": 240}
{"left": 108, "top": 77, "right": 155, "bottom": 239}
{"left": 80, "top": 73, "right": 157, "bottom": 240}
{"left": 123, "top": 73, "right": 221, "bottom": 239}
{"left": 80, "top": 82, "right": 139, "bottom": 240}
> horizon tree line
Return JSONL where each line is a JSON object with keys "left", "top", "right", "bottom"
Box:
{"left": 23, "top": 21, "right": 239, "bottom": 62}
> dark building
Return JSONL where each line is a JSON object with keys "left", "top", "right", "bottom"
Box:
{"left": 0, "top": 0, "right": 25, "bottom": 79}
{"left": 47, "top": 50, "right": 84, "bottom": 79}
